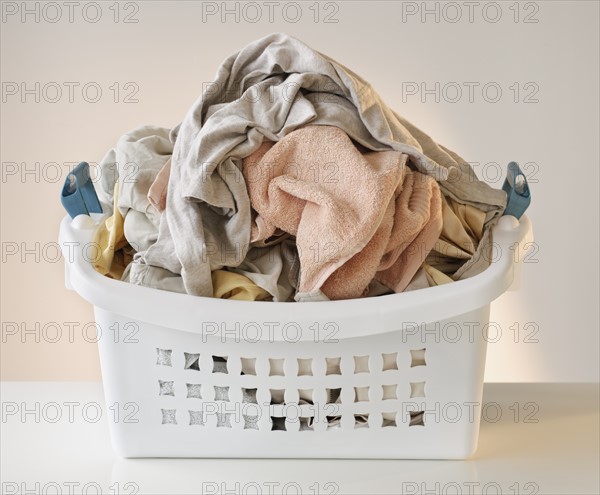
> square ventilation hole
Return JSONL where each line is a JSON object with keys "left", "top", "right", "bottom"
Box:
{"left": 214, "top": 386, "right": 230, "bottom": 402}
{"left": 410, "top": 381, "right": 426, "bottom": 398}
{"left": 161, "top": 409, "right": 177, "bottom": 425}
{"left": 212, "top": 355, "right": 228, "bottom": 373}
{"left": 270, "top": 389, "right": 285, "bottom": 405}
{"left": 297, "top": 358, "right": 313, "bottom": 376}
{"left": 326, "top": 416, "right": 341, "bottom": 429}
{"left": 354, "top": 355, "right": 369, "bottom": 374}
{"left": 382, "top": 412, "right": 397, "bottom": 427}
{"left": 410, "top": 348, "right": 426, "bottom": 367}
{"left": 298, "top": 389, "right": 314, "bottom": 405}
{"left": 240, "top": 357, "right": 256, "bottom": 375}
{"left": 186, "top": 383, "right": 202, "bottom": 399}
{"left": 382, "top": 384, "right": 397, "bottom": 400}
{"left": 299, "top": 416, "right": 314, "bottom": 431}
{"left": 354, "top": 414, "right": 369, "bottom": 429}
{"left": 354, "top": 386, "right": 370, "bottom": 403}
{"left": 271, "top": 416, "right": 287, "bottom": 431}
{"left": 242, "top": 388, "right": 258, "bottom": 404}
{"left": 156, "top": 348, "right": 172, "bottom": 367}
{"left": 188, "top": 410, "right": 204, "bottom": 426}
{"left": 216, "top": 413, "right": 232, "bottom": 428}
{"left": 326, "top": 388, "right": 342, "bottom": 404}
{"left": 243, "top": 414, "right": 259, "bottom": 430}
{"left": 409, "top": 411, "right": 425, "bottom": 426}
{"left": 325, "top": 357, "right": 341, "bottom": 375}
{"left": 184, "top": 352, "right": 200, "bottom": 371}
{"left": 269, "top": 358, "right": 285, "bottom": 376}
{"left": 382, "top": 352, "right": 398, "bottom": 371}
{"left": 158, "top": 380, "right": 175, "bottom": 397}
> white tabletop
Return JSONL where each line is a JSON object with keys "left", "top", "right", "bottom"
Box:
{"left": 1, "top": 383, "right": 598, "bottom": 494}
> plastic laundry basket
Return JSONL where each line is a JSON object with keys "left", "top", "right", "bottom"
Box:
{"left": 59, "top": 213, "right": 533, "bottom": 459}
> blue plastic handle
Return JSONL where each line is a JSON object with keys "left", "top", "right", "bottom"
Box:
{"left": 60, "top": 162, "right": 103, "bottom": 218}
{"left": 502, "top": 161, "right": 531, "bottom": 219}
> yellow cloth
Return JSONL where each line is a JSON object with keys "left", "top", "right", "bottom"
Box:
{"left": 429, "top": 195, "right": 486, "bottom": 275}
{"left": 212, "top": 270, "right": 272, "bottom": 301}
{"left": 93, "top": 182, "right": 127, "bottom": 279}
{"left": 423, "top": 263, "right": 454, "bottom": 285}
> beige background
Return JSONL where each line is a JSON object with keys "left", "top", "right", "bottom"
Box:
{"left": 1, "top": 0, "right": 598, "bottom": 381}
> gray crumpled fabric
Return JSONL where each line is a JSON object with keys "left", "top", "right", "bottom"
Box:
{"left": 136, "top": 32, "right": 505, "bottom": 297}
{"left": 229, "top": 240, "right": 298, "bottom": 302}
{"left": 96, "top": 125, "right": 172, "bottom": 253}
{"left": 124, "top": 241, "right": 298, "bottom": 302}
{"left": 97, "top": 125, "right": 299, "bottom": 301}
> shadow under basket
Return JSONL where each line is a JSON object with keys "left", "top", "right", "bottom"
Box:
{"left": 59, "top": 214, "right": 533, "bottom": 459}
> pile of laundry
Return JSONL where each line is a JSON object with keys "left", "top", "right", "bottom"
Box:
{"left": 62, "top": 33, "right": 529, "bottom": 303}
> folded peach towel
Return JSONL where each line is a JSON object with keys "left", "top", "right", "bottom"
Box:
{"left": 243, "top": 125, "right": 443, "bottom": 300}
{"left": 374, "top": 169, "right": 443, "bottom": 293}
{"left": 323, "top": 169, "right": 443, "bottom": 298}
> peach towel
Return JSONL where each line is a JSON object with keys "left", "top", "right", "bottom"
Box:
{"left": 243, "top": 125, "right": 443, "bottom": 300}
{"left": 374, "top": 169, "right": 444, "bottom": 293}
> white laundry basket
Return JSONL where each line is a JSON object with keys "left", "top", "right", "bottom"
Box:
{"left": 59, "top": 214, "right": 532, "bottom": 459}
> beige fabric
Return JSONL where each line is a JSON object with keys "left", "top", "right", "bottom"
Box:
{"left": 424, "top": 263, "right": 454, "bottom": 285}
{"left": 92, "top": 182, "right": 128, "bottom": 279}
{"left": 427, "top": 195, "right": 487, "bottom": 279}
{"left": 434, "top": 195, "right": 485, "bottom": 261}
{"left": 212, "top": 270, "right": 272, "bottom": 301}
